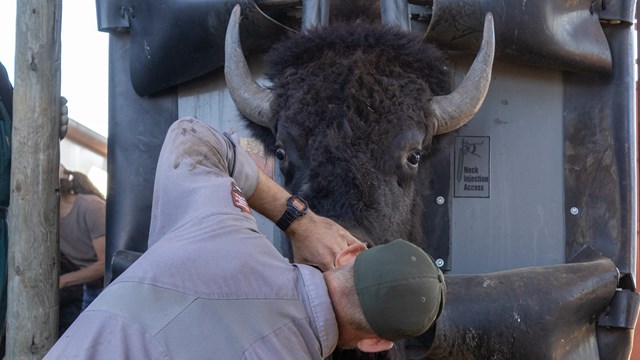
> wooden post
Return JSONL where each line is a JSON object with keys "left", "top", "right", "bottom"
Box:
{"left": 7, "top": 0, "right": 62, "bottom": 358}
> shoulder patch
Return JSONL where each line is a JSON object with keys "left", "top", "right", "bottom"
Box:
{"left": 231, "top": 182, "right": 252, "bottom": 215}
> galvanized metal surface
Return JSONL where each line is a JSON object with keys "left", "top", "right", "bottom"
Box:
{"left": 564, "top": 21, "right": 637, "bottom": 277}
{"left": 448, "top": 59, "right": 565, "bottom": 274}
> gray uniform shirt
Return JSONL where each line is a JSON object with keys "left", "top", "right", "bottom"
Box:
{"left": 45, "top": 117, "right": 339, "bottom": 359}
{"left": 60, "top": 193, "right": 105, "bottom": 268}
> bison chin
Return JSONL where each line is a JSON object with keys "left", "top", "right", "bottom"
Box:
{"left": 296, "top": 167, "right": 426, "bottom": 247}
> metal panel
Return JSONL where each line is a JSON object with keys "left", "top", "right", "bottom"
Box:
{"left": 424, "top": 0, "right": 612, "bottom": 73}
{"left": 449, "top": 59, "right": 565, "bottom": 274}
{"left": 564, "top": 21, "right": 638, "bottom": 277}
{"left": 105, "top": 32, "right": 178, "bottom": 283}
{"left": 422, "top": 134, "right": 454, "bottom": 272}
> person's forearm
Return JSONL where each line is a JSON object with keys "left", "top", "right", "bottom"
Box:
{"left": 59, "top": 260, "right": 104, "bottom": 288}
{"left": 247, "top": 166, "right": 362, "bottom": 271}
{"left": 247, "top": 170, "right": 319, "bottom": 235}
{"left": 247, "top": 170, "right": 290, "bottom": 222}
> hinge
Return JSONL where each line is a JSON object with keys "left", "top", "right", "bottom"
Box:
{"left": 96, "top": 0, "right": 131, "bottom": 33}
{"left": 594, "top": 0, "right": 635, "bottom": 25}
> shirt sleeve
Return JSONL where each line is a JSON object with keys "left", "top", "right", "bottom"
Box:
{"left": 161, "top": 117, "right": 259, "bottom": 197}
{"left": 44, "top": 311, "right": 170, "bottom": 360}
{"left": 83, "top": 196, "right": 106, "bottom": 240}
{"left": 0, "top": 62, "right": 13, "bottom": 117}
{"left": 223, "top": 131, "right": 260, "bottom": 198}
{"left": 148, "top": 117, "right": 261, "bottom": 246}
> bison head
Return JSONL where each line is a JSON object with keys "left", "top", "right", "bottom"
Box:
{"left": 225, "top": 5, "right": 494, "bottom": 246}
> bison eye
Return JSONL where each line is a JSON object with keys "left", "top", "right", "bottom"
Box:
{"left": 275, "top": 147, "right": 287, "bottom": 161}
{"left": 407, "top": 152, "right": 421, "bottom": 167}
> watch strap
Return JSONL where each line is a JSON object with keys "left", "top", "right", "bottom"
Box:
{"left": 276, "top": 195, "right": 308, "bottom": 231}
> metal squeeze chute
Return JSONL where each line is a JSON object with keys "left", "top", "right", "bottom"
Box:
{"left": 97, "top": 0, "right": 638, "bottom": 359}
{"left": 100, "top": 0, "right": 616, "bottom": 97}
{"left": 98, "top": 0, "right": 292, "bottom": 97}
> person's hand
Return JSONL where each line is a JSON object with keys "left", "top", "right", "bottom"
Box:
{"left": 59, "top": 273, "right": 70, "bottom": 289}
{"left": 244, "top": 170, "right": 363, "bottom": 270}
{"left": 285, "top": 212, "right": 363, "bottom": 271}
{"left": 59, "top": 96, "right": 69, "bottom": 140}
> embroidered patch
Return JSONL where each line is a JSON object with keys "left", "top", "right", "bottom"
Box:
{"left": 231, "top": 182, "right": 251, "bottom": 214}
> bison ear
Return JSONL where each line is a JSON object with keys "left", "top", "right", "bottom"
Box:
{"left": 240, "top": 117, "right": 277, "bottom": 151}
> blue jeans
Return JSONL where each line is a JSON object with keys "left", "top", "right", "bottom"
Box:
{"left": 82, "top": 285, "right": 103, "bottom": 310}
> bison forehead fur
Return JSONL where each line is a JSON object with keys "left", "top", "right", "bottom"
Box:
{"left": 244, "top": 23, "right": 451, "bottom": 245}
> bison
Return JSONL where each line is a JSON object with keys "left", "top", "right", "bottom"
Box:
{"left": 225, "top": 4, "right": 493, "bottom": 247}
{"left": 223, "top": 2, "right": 621, "bottom": 360}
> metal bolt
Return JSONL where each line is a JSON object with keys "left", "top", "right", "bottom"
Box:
{"left": 570, "top": 207, "right": 579, "bottom": 215}
{"left": 435, "top": 196, "right": 445, "bottom": 205}
{"left": 435, "top": 258, "right": 445, "bottom": 267}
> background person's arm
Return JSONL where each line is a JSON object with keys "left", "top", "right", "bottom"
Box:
{"left": 59, "top": 235, "right": 105, "bottom": 288}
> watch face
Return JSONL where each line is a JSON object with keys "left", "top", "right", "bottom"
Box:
{"left": 277, "top": 195, "right": 309, "bottom": 231}
{"left": 291, "top": 197, "right": 306, "bottom": 211}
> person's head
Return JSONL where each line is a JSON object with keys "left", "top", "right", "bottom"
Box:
{"left": 324, "top": 239, "right": 446, "bottom": 353}
{"left": 59, "top": 164, "right": 105, "bottom": 199}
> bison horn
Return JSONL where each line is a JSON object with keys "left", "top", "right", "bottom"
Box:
{"left": 431, "top": 12, "right": 495, "bottom": 135}
{"left": 225, "top": 5, "right": 274, "bottom": 130}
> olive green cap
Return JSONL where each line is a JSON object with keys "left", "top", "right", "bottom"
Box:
{"left": 354, "top": 239, "right": 446, "bottom": 341}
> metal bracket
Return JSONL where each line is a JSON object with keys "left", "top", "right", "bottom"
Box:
{"left": 598, "top": 289, "right": 640, "bottom": 329}
{"left": 96, "top": 0, "right": 131, "bottom": 33}
{"left": 596, "top": 0, "right": 635, "bottom": 25}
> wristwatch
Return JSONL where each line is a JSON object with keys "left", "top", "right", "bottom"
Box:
{"left": 276, "top": 195, "right": 309, "bottom": 231}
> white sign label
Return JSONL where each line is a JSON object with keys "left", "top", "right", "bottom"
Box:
{"left": 454, "top": 136, "right": 490, "bottom": 198}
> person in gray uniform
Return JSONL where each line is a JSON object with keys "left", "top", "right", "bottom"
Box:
{"left": 45, "top": 117, "right": 446, "bottom": 359}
